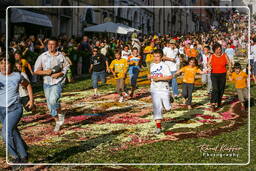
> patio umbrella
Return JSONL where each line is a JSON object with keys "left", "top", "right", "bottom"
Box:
{"left": 84, "top": 22, "right": 129, "bottom": 34}
{"left": 117, "top": 23, "right": 141, "bottom": 33}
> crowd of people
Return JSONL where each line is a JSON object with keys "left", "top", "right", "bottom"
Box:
{"left": 0, "top": 9, "right": 255, "bottom": 164}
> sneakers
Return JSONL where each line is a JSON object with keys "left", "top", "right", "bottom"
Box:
{"left": 54, "top": 121, "right": 61, "bottom": 132}
{"left": 154, "top": 128, "right": 162, "bottom": 134}
{"left": 58, "top": 114, "right": 65, "bottom": 125}
{"left": 118, "top": 96, "right": 124, "bottom": 103}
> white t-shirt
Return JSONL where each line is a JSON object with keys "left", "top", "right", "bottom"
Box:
{"left": 250, "top": 44, "right": 256, "bottom": 61}
{"left": 150, "top": 62, "right": 171, "bottom": 92}
{"left": 163, "top": 47, "right": 179, "bottom": 72}
{"left": 202, "top": 53, "right": 211, "bottom": 71}
{"left": 19, "top": 72, "right": 29, "bottom": 97}
{"left": 121, "top": 50, "right": 131, "bottom": 60}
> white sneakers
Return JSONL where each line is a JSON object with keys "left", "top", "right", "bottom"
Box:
{"left": 58, "top": 114, "right": 65, "bottom": 125}
{"left": 154, "top": 128, "right": 162, "bottom": 134}
{"left": 54, "top": 114, "right": 65, "bottom": 132}
{"left": 118, "top": 96, "right": 124, "bottom": 103}
{"left": 54, "top": 121, "right": 61, "bottom": 132}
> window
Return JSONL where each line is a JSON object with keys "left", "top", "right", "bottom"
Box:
{"left": 42, "top": 0, "right": 51, "bottom": 5}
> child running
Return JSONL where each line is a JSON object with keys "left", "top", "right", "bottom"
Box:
{"left": 127, "top": 47, "right": 142, "bottom": 98}
{"left": 174, "top": 58, "right": 205, "bottom": 109}
{"left": 229, "top": 62, "right": 248, "bottom": 110}
{"left": 109, "top": 50, "right": 128, "bottom": 102}
{"left": 148, "top": 49, "right": 173, "bottom": 134}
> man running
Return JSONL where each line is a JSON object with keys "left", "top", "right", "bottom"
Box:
{"left": 34, "top": 37, "right": 70, "bottom": 132}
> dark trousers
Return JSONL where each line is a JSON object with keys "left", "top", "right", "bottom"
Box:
{"left": 211, "top": 73, "right": 226, "bottom": 104}
{"left": 182, "top": 83, "right": 194, "bottom": 105}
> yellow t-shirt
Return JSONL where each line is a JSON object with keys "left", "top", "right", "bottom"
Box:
{"left": 231, "top": 71, "right": 248, "bottom": 88}
{"left": 144, "top": 46, "right": 155, "bottom": 63}
{"left": 109, "top": 58, "right": 128, "bottom": 79}
{"left": 179, "top": 66, "right": 201, "bottom": 84}
{"left": 21, "top": 59, "right": 29, "bottom": 73}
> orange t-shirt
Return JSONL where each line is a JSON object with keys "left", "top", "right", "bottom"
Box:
{"left": 210, "top": 53, "right": 228, "bottom": 73}
{"left": 190, "top": 48, "right": 199, "bottom": 58}
{"left": 231, "top": 71, "right": 248, "bottom": 88}
{"left": 184, "top": 47, "right": 191, "bottom": 57}
{"left": 179, "top": 66, "right": 202, "bottom": 84}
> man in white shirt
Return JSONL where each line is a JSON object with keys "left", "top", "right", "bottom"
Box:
{"left": 162, "top": 39, "right": 179, "bottom": 97}
{"left": 34, "top": 37, "right": 70, "bottom": 132}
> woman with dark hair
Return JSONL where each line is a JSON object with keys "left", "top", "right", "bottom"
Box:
{"left": 0, "top": 56, "right": 32, "bottom": 163}
{"left": 14, "top": 51, "right": 33, "bottom": 81}
{"left": 208, "top": 43, "right": 231, "bottom": 111}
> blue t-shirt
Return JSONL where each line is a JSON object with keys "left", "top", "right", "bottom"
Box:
{"left": 225, "top": 48, "right": 235, "bottom": 59}
{"left": 0, "top": 72, "right": 22, "bottom": 107}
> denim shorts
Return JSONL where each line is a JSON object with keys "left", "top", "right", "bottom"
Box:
{"left": 91, "top": 71, "right": 106, "bottom": 88}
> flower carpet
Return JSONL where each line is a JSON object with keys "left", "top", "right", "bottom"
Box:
{"left": 0, "top": 70, "right": 248, "bottom": 166}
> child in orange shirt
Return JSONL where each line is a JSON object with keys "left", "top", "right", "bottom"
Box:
{"left": 174, "top": 58, "right": 205, "bottom": 109}
{"left": 229, "top": 62, "right": 248, "bottom": 110}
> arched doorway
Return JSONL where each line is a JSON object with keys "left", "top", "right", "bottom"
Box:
{"left": 167, "top": 13, "right": 171, "bottom": 34}
{"left": 86, "top": 8, "right": 93, "bottom": 24}
{"left": 133, "top": 11, "right": 139, "bottom": 28}
{"left": 60, "top": 0, "right": 72, "bottom": 35}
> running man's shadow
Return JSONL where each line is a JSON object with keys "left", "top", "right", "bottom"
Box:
{"left": 35, "top": 129, "right": 126, "bottom": 163}
{"left": 162, "top": 108, "right": 204, "bottom": 132}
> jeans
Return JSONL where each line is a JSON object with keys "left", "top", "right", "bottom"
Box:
{"left": 0, "top": 103, "right": 28, "bottom": 159}
{"left": 91, "top": 71, "right": 106, "bottom": 88}
{"left": 182, "top": 83, "right": 194, "bottom": 105}
{"left": 170, "top": 71, "right": 179, "bottom": 96}
{"left": 129, "top": 67, "right": 139, "bottom": 87}
{"left": 211, "top": 73, "right": 226, "bottom": 104}
{"left": 202, "top": 73, "right": 212, "bottom": 93}
{"left": 43, "top": 83, "right": 63, "bottom": 117}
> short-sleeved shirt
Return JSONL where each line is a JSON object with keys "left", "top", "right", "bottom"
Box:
{"left": 34, "top": 51, "right": 70, "bottom": 85}
{"left": 128, "top": 55, "right": 141, "bottom": 70}
{"left": 231, "top": 71, "right": 248, "bottom": 88}
{"left": 121, "top": 50, "right": 131, "bottom": 60}
{"left": 109, "top": 58, "right": 128, "bottom": 79}
{"left": 0, "top": 72, "right": 23, "bottom": 107}
{"left": 150, "top": 61, "right": 171, "bottom": 92}
{"left": 144, "top": 46, "right": 155, "bottom": 63}
{"left": 21, "top": 59, "right": 29, "bottom": 73}
{"left": 179, "top": 66, "right": 202, "bottom": 84}
{"left": 90, "top": 54, "right": 106, "bottom": 72}
{"left": 19, "top": 72, "right": 29, "bottom": 97}
{"left": 163, "top": 47, "right": 179, "bottom": 72}
{"left": 225, "top": 48, "right": 235, "bottom": 59}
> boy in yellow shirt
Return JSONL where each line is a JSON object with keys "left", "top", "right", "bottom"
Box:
{"left": 229, "top": 62, "right": 248, "bottom": 110}
{"left": 109, "top": 50, "right": 128, "bottom": 102}
{"left": 174, "top": 58, "right": 205, "bottom": 109}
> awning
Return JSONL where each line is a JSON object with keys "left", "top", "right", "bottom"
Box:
{"left": 11, "top": 8, "right": 53, "bottom": 27}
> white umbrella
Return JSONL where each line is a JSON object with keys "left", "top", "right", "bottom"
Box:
{"left": 84, "top": 22, "right": 129, "bottom": 34}
{"left": 117, "top": 23, "right": 141, "bottom": 33}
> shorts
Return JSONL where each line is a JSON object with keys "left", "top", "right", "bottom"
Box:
{"left": 116, "top": 78, "right": 125, "bottom": 94}
{"left": 236, "top": 88, "right": 248, "bottom": 102}
{"left": 91, "top": 71, "right": 106, "bottom": 88}
{"left": 151, "top": 91, "right": 171, "bottom": 120}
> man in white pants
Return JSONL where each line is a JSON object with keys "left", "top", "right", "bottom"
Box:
{"left": 148, "top": 49, "right": 173, "bottom": 134}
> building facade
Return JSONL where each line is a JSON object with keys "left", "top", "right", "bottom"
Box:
{"left": 113, "top": 0, "right": 154, "bottom": 34}
{"left": 7, "top": 0, "right": 115, "bottom": 38}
